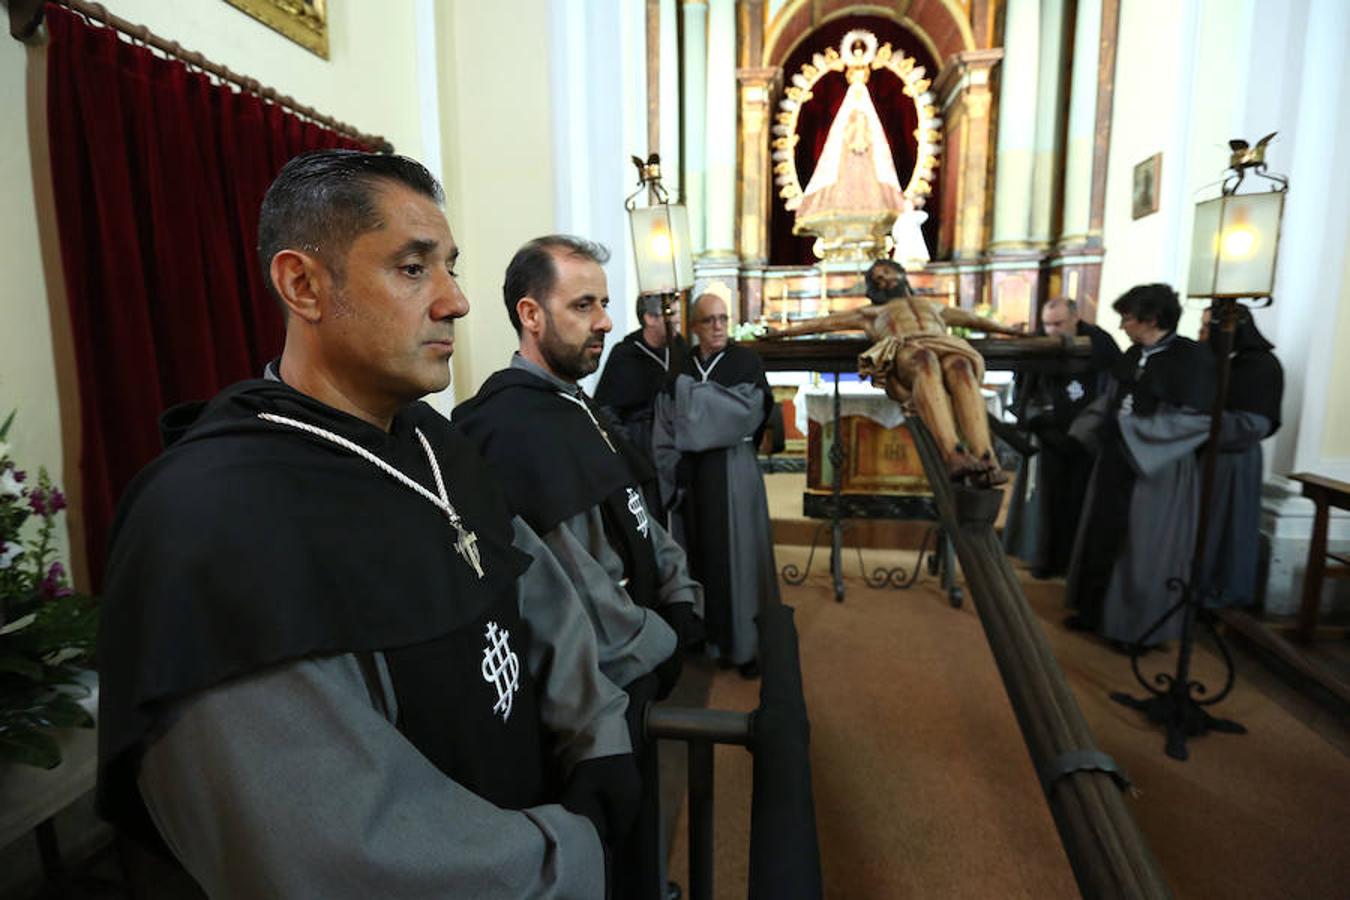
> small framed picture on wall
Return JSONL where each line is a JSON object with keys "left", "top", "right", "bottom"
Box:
{"left": 1132, "top": 153, "right": 1162, "bottom": 220}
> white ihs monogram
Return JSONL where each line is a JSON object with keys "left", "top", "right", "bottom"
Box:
{"left": 626, "top": 488, "right": 651, "bottom": 539}
{"left": 480, "top": 621, "right": 519, "bottom": 721}
{"left": 1065, "top": 379, "right": 1085, "bottom": 402}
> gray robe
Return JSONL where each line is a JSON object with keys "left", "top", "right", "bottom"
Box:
{"left": 653, "top": 375, "right": 780, "bottom": 666}
{"left": 1199, "top": 411, "right": 1273, "bottom": 608}
{"left": 1067, "top": 391, "right": 1211, "bottom": 644}
{"left": 138, "top": 517, "right": 629, "bottom": 900}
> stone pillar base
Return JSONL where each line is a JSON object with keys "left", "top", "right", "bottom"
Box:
{"left": 1260, "top": 475, "right": 1350, "bottom": 619}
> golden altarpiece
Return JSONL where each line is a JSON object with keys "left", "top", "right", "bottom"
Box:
{"left": 673, "top": 0, "right": 1119, "bottom": 488}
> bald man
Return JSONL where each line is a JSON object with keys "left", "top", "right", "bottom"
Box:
{"left": 1003, "top": 297, "right": 1122, "bottom": 577}
{"left": 653, "top": 293, "right": 779, "bottom": 677}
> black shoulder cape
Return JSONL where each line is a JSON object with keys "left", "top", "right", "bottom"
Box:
{"left": 594, "top": 329, "right": 691, "bottom": 420}
{"left": 1113, "top": 333, "right": 1217, "bottom": 413}
{"left": 678, "top": 343, "right": 775, "bottom": 442}
{"left": 452, "top": 367, "right": 654, "bottom": 536}
{"left": 97, "top": 380, "right": 531, "bottom": 834}
{"left": 1211, "top": 318, "right": 1283, "bottom": 433}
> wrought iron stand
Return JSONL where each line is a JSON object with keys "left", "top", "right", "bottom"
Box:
{"left": 779, "top": 368, "right": 959, "bottom": 605}
{"left": 1110, "top": 297, "right": 1248, "bottom": 760}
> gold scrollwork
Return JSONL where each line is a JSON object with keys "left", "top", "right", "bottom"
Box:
{"left": 774, "top": 31, "right": 943, "bottom": 212}
{"left": 223, "top": 0, "right": 328, "bottom": 59}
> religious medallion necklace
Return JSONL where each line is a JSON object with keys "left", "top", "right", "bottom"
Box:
{"left": 694, "top": 349, "right": 726, "bottom": 383}
{"left": 633, "top": 341, "right": 669, "bottom": 371}
{"left": 554, "top": 391, "right": 617, "bottom": 453}
{"left": 256, "top": 413, "right": 485, "bottom": 578}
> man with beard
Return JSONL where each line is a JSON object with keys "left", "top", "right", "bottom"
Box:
{"left": 453, "top": 235, "right": 705, "bottom": 900}
{"left": 1003, "top": 298, "right": 1122, "bottom": 577}
{"left": 1196, "top": 306, "right": 1283, "bottom": 608}
{"left": 96, "top": 152, "right": 638, "bottom": 898}
{"left": 1065, "top": 284, "right": 1216, "bottom": 648}
{"left": 594, "top": 294, "right": 691, "bottom": 497}
{"left": 765, "top": 258, "right": 1024, "bottom": 486}
{"left": 652, "top": 292, "right": 778, "bottom": 677}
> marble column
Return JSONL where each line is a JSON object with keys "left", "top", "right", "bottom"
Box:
{"left": 990, "top": 0, "right": 1039, "bottom": 251}
{"left": 1059, "top": 0, "right": 1101, "bottom": 248}
{"left": 703, "top": 0, "right": 738, "bottom": 260}
{"left": 736, "top": 66, "right": 780, "bottom": 322}
{"left": 933, "top": 49, "right": 1004, "bottom": 310}
{"left": 1029, "top": 0, "right": 1067, "bottom": 247}
{"left": 682, "top": 0, "right": 708, "bottom": 253}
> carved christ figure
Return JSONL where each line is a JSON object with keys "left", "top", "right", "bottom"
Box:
{"left": 765, "top": 260, "right": 1023, "bottom": 487}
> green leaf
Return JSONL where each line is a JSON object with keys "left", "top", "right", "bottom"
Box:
{"left": 0, "top": 726, "right": 62, "bottom": 769}
{"left": 0, "top": 655, "right": 45, "bottom": 679}
{"left": 32, "top": 694, "right": 93, "bottom": 729}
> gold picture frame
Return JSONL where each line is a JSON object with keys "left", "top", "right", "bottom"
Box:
{"left": 223, "top": 0, "right": 328, "bottom": 59}
{"left": 1132, "top": 152, "right": 1162, "bottom": 220}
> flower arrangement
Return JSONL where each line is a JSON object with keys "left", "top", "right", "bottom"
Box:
{"left": 0, "top": 412, "right": 98, "bottom": 768}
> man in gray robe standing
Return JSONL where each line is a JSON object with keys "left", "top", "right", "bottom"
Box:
{"left": 1065, "top": 284, "right": 1216, "bottom": 648}
{"left": 654, "top": 292, "right": 780, "bottom": 678}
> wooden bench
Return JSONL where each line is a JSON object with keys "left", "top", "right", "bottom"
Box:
{"left": 1290, "top": 473, "right": 1350, "bottom": 641}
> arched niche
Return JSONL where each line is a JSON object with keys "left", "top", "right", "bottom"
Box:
{"left": 767, "top": 15, "right": 942, "bottom": 265}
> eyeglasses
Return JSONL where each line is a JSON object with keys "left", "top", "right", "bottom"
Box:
{"left": 697, "top": 314, "right": 729, "bottom": 326}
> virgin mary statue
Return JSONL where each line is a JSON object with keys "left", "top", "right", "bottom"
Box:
{"left": 792, "top": 31, "right": 911, "bottom": 260}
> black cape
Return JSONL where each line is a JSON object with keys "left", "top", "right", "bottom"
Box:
{"left": 1070, "top": 334, "right": 1216, "bottom": 628}
{"left": 1214, "top": 317, "right": 1283, "bottom": 431}
{"left": 97, "top": 380, "right": 539, "bottom": 842}
{"left": 1006, "top": 322, "right": 1122, "bottom": 575}
{"left": 682, "top": 343, "right": 774, "bottom": 442}
{"left": 595, "top": 330, "right": 691, "bottom": 426}
{"left": 453, "top": 367, "right": 661, "bottom": 610}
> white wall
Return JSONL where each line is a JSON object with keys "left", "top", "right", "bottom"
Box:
{"left": 0, "top": 0, "right": 431, "bottom": 581}
{"left": 1098, "top": 0, "right": 1350, "bottom": 480}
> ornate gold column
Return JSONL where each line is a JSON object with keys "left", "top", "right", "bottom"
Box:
{"left": 932, "top": 48, "right": 1003, "bottom": 309}
{"left": 735, "top": 65, "right": 781, "bottom": 322}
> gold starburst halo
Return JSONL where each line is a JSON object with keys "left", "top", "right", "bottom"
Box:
{"left": 771, "top": 30, "right": 943, "bottom": 212}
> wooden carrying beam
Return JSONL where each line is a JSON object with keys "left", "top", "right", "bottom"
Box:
{"left": 10, "top": 0, "right": 392, "bottom": 152}
{"left": 907, "top": 417, "right": 1173, "bottom": 899}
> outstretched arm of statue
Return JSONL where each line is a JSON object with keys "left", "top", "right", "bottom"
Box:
{"left": 761, "top": 306, "right": 878, "bottom": 339}
{"left": 937, "top": 305, "right": 1026, "bottom": 337}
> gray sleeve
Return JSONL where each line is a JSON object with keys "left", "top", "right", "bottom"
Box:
{"left": 1217, "top": 410, "right": 1271, "bottom": 451}
{"left": 541, "top": 511, "right": 677, "bottom": 689}
{"left": 511, "top": 516, "right": 633, "bottom": 769}
{"left": 672, "top": 378, "right": 765, "bottom": 452}
{"left": 1118, "top": 403, "right": 1212, "bottom": 477}
{"left": 650, "top": 518, "right": 703, "bottom": 614}
{"left": 1068, "top": 390, "right": 1112, "bottom": 453}
{"left": 138, "top": 655, "right": 605, "bottom": 900}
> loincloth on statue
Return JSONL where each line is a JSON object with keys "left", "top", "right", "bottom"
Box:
{"left": 857, "top": 333, "right": 986, "bottom": 407}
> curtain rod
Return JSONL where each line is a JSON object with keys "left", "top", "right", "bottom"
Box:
{"left": 10, "top": 0, "right": 394, "bottom": 153}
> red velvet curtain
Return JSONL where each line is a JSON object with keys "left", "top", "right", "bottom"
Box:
{"left": 769, "top": 15, "right": 940, "bottom": 265}
{"left": 44, "top": 5, "right": 370, "bottom": 586}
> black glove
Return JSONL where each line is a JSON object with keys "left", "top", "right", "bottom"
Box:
{"left": 559, "top": 753, "right": 643, "bottom": 845}
{"left": 652, "top": 651, "right": 683, "bottom": 701}
{"left": 659, "top": 602, "right": 706, "bottom": 649}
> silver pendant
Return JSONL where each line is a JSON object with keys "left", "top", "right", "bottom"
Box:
{"left": 455, "top": 524, "right": 485, "bottom": 579}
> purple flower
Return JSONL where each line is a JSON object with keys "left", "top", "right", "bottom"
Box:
{"left": 14, "top": 469, "right": 26, "bottom": 483}
{"left": 40, "top": 561, "right": 72, "bottom": 599}
{"left": 48, "top": 489, "right": 67, "bottom": 513}
{"left": 28, "top": 490, "right": 48, "bottom": 517}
